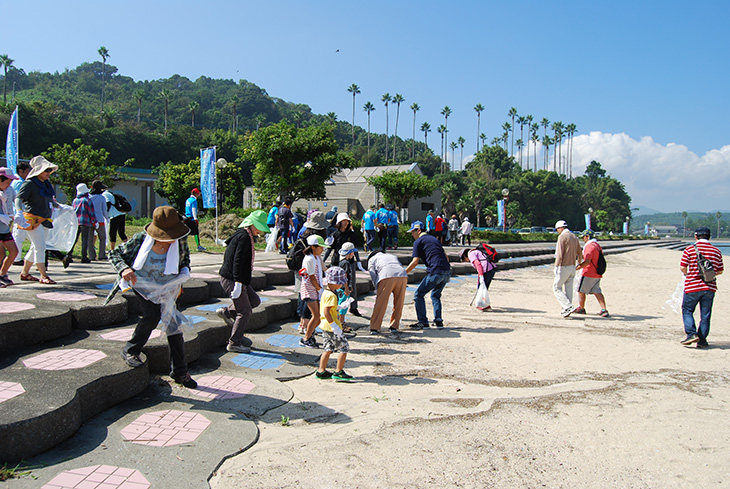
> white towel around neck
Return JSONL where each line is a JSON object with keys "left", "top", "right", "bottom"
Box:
{"left": 132, "top": 234, "right": 180, "bottom": 275}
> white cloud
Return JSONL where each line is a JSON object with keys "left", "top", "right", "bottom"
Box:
{"left": 570, "top": 132, "right": 730, "bottom": 212}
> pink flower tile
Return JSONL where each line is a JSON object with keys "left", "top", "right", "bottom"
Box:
{"left": 190, "top": 375, "right": 255, "bottom": 400}
{"left": 0, "top": 381, "right": 25, "bottom": 403}
{"left": 121, "top": 409, "right": 211, "bottom": 447}
{"left": 23, "top": 349, "right": 106, "bottom": 370}
{"left": 36, "top": 291, "right": 97, "bottom": 302}
{"left": 259, "top": 289, "right": 294, "bottom": 297}
{"left": 41, "top": 465, "right": 150, "bottom": 489}
{"left": 0, "top": 301, "right": 36, "bottom": 313}
{"left": 100, "top": 328, "right": 161, "bottom": 342}
{"left": 190, "top": 272, "right": 218, "bottom": 279}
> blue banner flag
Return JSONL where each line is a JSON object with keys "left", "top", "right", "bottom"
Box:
{"left": 584, "top": 213, "right": 591, "bottom": 231}
{"left": 497, "top": 200, "right": 505, "bottom": 227}
{"left": 200, "top": 147, "right": 216, "bottom": 209}
{"left": 5, "top": 106, "right": 18, "bottom": 176}
{"left": 623, "top": 221, "right": 629, "bottom": 234}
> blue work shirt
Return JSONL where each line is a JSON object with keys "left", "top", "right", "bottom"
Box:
{"left": 362, "top": 210, "right": 375, "bottom": 231}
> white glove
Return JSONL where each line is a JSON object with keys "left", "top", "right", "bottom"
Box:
{"left": 14, "top": 212, "right": 27, "bottom": 228}
{"left": 331, "top": 324, "right": 344, "bottom": 339}
{"left": 357, "top": 262, "right": 366, "bottom": 272}
{"left": 231, "top": 282, "right": 243, "bottom": 299}
{"left": 179, "top": 267, "right": 191, "bottom": 280}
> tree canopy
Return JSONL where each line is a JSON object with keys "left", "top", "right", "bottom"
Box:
{"left": 365, "top": 170, "right": 437, "bottom": 211}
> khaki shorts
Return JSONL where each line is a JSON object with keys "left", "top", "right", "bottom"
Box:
{"left": 578, "top": 276, "right": 602, "bottom": 294}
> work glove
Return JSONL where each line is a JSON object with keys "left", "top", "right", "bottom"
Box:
{"left": 331, "top": 324, "right": 344, "bottom": 339}
{"left": 179, "top": 267, "right": 191, "bottom": 280}
{"left": 231, "top": 281, "right": 243, "bottom": 299}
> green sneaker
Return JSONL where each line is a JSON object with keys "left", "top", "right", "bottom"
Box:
{"left": 332, "top": 370, "right": 353, "bottom": 381}
{"left": 315, "top": 370, "right": 333, "bottom": 379}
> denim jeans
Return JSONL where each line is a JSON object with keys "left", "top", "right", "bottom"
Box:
{"left": 413, "top": 271, "right": 451, "bottom": 325}
{"left": 682, "top": 290, "right": 715, "bottom": 341}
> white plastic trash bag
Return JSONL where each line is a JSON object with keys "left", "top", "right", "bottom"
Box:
{"left": 663, "top": 278, "right": 685, "bottom": 314}
{"left": 473, "top": 281, "right": 491, "bottom": 309}
{"left": 265, "top": 227, "right": 279, "bottom": 253}
{"left": 124, "top": 272, "right": 194, "bottom": 336}
{"left": 46, "top": 204, "right": 78, "bottom": 252}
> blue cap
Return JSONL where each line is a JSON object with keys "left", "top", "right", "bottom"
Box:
{"left": 408, "top": 221, "right": 424, "bottom": 232}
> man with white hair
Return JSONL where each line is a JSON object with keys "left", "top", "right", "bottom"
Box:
{"left": 553, "top": 219, "right": 581, "bottom": 317}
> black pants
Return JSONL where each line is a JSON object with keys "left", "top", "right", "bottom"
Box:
{"left": 123, "top": 291, "right": 188, "bottom": 376}
{"left": 109, "top": 214, "right": 128, "bottom": 243}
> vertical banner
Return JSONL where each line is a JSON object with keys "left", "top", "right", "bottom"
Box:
{"left": 200, "top": 147, "right": 216, "bottom": 209}
{"left": 5, "top": 106, "right": 18, "bottom": 175}
{"left": 497, "top": 200, "right": 505, "bottom": 227}
{"left": 644, "top": 223, "right": 649, "bottom": 235}
{"left": 623, "top": 221, "right": 629, "bottom": 234}
{"left": 584, "top": 213, "right": 591, "bottom": 231}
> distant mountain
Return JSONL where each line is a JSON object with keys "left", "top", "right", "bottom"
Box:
{"left": 633, "top": 205, "right": 662, "bottom": 216}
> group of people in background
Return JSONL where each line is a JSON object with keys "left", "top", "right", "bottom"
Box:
{"left": 425, "top": 210, "right": 473, "bottom": 246}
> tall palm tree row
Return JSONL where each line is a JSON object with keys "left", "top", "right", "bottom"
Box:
{"left": 381, "top": 93, "right": 391, "bottom": 161}
{"left": 517, "top": 115, "right": 526, "bottom": 168}
{"left": 440, "top": 106, "right": 452, "bottom": 165}
{"left": 410, "top": 102, "right": 420, "bottom": 158}
{"left": 391, "top": 93, "right": 404, "bottom": 162}
{"left": 501, "top": 122, "right": 511, "bottom": 152}
{"left": 159, "top": 88, "right": 174, "bottom": 135}
{"left": 0, "top": 54, "right": 14, "bottom": 105}
{"left": 363, "top": 101, "right": 376, "bottom": 159}
{"left": 420, "top": 122, "right": 431, "bottom": 152}
{"left": 566, "top": 123, "right": 577, "bottom": 178}
{"left": 347, "top": 83, "right": 360, "bottom": 147}
{"left": 98, "top": 46, "right": 110, "bottom": 114}
{"left": 541, "top": 117, "right": 550, "bottom": 170}
{"left": 449, "top": 141, "right": 458, "bottom": 170}
{"left": 508, "top": 107, "right": 518, "bottom": 156}
{"left": 457, "top": 136, "right": 465, "bottom": 171}
{"left": 473, "top": 103, "right": 484, "bottom": 153}
{"left": 437, "top": 125, "right": 446, "bottom": 172}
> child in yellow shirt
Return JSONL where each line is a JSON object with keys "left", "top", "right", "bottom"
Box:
{"left": 316, "top": 266, "right": 353, "bottom": 380}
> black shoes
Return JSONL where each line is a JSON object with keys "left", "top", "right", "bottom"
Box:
{"left": 408, "top": 322, "right": 428, "bottom": 330}
{"left": 434, "top": 320, "right": 444, "bottom": 328}
{"left": 171, "top": 372, "right": 198, "bottom": 389}
{"left": 680, "top": 334, "right": 699, "bottom": 345}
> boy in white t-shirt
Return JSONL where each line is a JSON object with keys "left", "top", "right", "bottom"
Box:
{"left": 316, "top": 266, "right": 353, "bottom": 380}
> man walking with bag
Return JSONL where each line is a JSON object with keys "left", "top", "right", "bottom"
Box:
{"left": 680, "top": 227, "right": 723, "bottom": 348}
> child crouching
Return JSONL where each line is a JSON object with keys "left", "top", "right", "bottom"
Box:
{"left": 316, "top": 266, "right": 353, "bottom": 380}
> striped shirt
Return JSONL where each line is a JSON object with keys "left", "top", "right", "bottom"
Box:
{"left": 680, "top": 240, "right": 723, "bottom": 293}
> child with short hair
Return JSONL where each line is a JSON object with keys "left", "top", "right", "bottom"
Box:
{"left": 316, "top": 266, "right": 353, "bottom": 380}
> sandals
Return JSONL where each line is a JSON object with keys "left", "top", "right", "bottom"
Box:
{"left": 39, "top": 277, "right": 57, "bottom": 285}
{"left": 19, "top": 273, "right": 39, "bottom": 282}
{"left": 573, "top": 307, "right": 586, "bottom": 314}
{"left": 342, "top": 325, "right": 353, "bottom": 333}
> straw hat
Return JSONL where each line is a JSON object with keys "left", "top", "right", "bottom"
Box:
{"left": 27, "top": 156, "right": 58, "bottom": 179}
{"left": 145, "top": 206, "right": 190, "bottom": 242}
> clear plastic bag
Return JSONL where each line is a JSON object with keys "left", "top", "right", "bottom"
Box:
{"left": 46, "top": 204, "right": 78, "bottom": 252}
{"left": 473, "top": 281, "right": 491, "bottom": 308}
{"left": 128, "top": 272, "right": 194, "bottom": 336}
{"left": 663, "top": 278, "right": 685, "bottom": 314}
{"left": 265, "top": 227, "right": 279, "bottom": 253}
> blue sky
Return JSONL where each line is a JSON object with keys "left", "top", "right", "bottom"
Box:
{"left": 2, "top": 0, "right": 729, "bottom": 212}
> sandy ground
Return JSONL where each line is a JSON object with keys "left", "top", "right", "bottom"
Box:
{"left": 210, "top": 247, "right": 730, "bottom": 489}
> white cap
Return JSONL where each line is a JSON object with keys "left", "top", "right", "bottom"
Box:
{"left": 555, "top": 220, "right": 568, "bottom": 229}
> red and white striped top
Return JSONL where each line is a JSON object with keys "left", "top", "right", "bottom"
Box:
{"left": 680, "top": 240, "right": 724, "bottom": 293}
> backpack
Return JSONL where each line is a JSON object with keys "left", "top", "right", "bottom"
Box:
{"left": 475, "top": 243, "right": 500, "bottom": 263}
{"left": 694, "top": 245, "right": 716, "bottom": 283}
{"left": 286, "top": 238, "right": 307, "bottom": 271}
{"left": 111, "top": 193, "right": 132, "bottom": 213}
{"left": 596, "top": 250, "right": 607, "bottom": 275}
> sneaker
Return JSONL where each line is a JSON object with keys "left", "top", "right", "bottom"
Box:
{"left": 62, "top": 255, "right": 72, "bottom": 269}
{"left": 573, "top": 306, "right": 586, "bottom": 314}
{"left": 299, "top": 337, "right": 319, "bottom": 349}
{"left": 315, "top": 370, "right": 333, "bottom": 379}
{"left": 81, "top": 258, "right": 91, "bottom": 264}
{"left": 598, "top": 309, "right": 609, "bottom": 317}
{"left": 0, "top": 274, "right": 13, "bottom": 286}
{"left": 216, "top": 307, "right": 234, "bottom": 326}
{"left": 408, "top": 322, "right": 428, "bottom": 330}
{"left": 434, "top": 320, "right": 444, "bottom": 328}
{"left": 197, "top": 246, "right": 207, "bottom": 252}
{"left": 171, "top": 372, "right": 198, "bottom": 389}
{"left": 297, "top": 325, "right": 307, "bottom": 335}
{"left": 369, "top": 329, "right": 380, "bottom": 335}
{"left": 561, "top": 305, "right": 577, "bottom": 317}
{"left": 121, "top": 350, "right": 145, "bottom": 368}
{"left": 227, "top": 343, "right": 251, "bottom": 353}
{"left": 680, "top": 334, "right": 699, "bottom": 345}
{"left": 332, "top": 370, "right": 353, "bottom": 380}
{"left": 697, "top": 341, "right": 709, "bottom": 348}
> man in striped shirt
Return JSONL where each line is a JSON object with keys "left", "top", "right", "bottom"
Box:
{"left": 680, "top": 227, "right": 724, "bottom": 347}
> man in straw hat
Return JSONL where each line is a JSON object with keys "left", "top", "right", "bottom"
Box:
{"left": 107, "top": 205, "right": 197, "bottom": 388}
{"left": 217, "top": 210, "right": 270, "bottom": 353}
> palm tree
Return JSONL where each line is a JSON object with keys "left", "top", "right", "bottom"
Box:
{"left": 551, "top": 121, "right": 563, "bottom": 173}
{"left": 347, "top": 83, "right": 360, "bottom": 147}
{"left": 480, "top": 133, "right": 487, "bottom": 150}
{"left": 98, "top": 46, "right": 110, "bottom": 114}
{"left": 490, "top": 137, "right": 501, "bottom": 147}
{"left": 230, "top": 94, "right": 239, "bottom": 133}
{"left": 0, "top": 54, "right": 14, "bottom": 105}
{"left": 531, "top": 131, "right": 540, "bottom": 171}
{"left": 474, "top": 103, "right": 485, "bottom": 152}
{"left": 363, "top": 101, "right": 376, "bottom": 158}
{"left": 381, "top": 93, "right": 392, "bottom": 160}
{"left": 517, "top": 115, "right": 526, "bottom": 168}
{"left": 440, "top": 106, "right": 452, "bottom": 166}
{"left": 542, "top": 135, "right": 552, "bottom": 171}
{"left": 566, "top": 123, "right": 577, "bottom": 178}
{"left": 293, "top": 112, "right": 302, "bottom": 128}
{"left": 410, "top": 102, "right": 420, "bottom": 158}
{"left": 255, "top": 113, "right": 266, "bottom": 131}
{"left": 516, "top": 139, "right": 524, "bottom": 169}
{"left": 525, "top": 115, "right": 533, "bottom": 170}
{"left": 508, "top": 107, "right": 518, "bottom": 156}
{"left": 159, "top": 88, "right": 174, "bottom": 135}
{"left": 437, "top": 125, "right": 446, "bottom": 172}
{"left": 541, "top": 117, "right": 550, "bottom": 169}
{"left": 188, "top": 101, "right": 199, "bottom": 127}
{"left": 392, "top": 93, "right": 405, "bottom": 162}
{"left": 420, "top": 122, "right": 431, "bottom": 152}
{"left": 501, "top": 122, "right": 511, "bottom": 151}
{"left": 457, "top": 136, "right": 466, "bottom": 171}
{"left": 326, "top": 112, "right": 338, "bottom": 123}
{"left": 449, "top": 141, "right": 458, "bottom": 171}
{"left": 133, "top": 89, "right": 144, "bottom": 124}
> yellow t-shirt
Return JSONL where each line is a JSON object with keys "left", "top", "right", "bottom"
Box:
{"left": 319, "top": 289, "right": 342, "bottom": 332}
